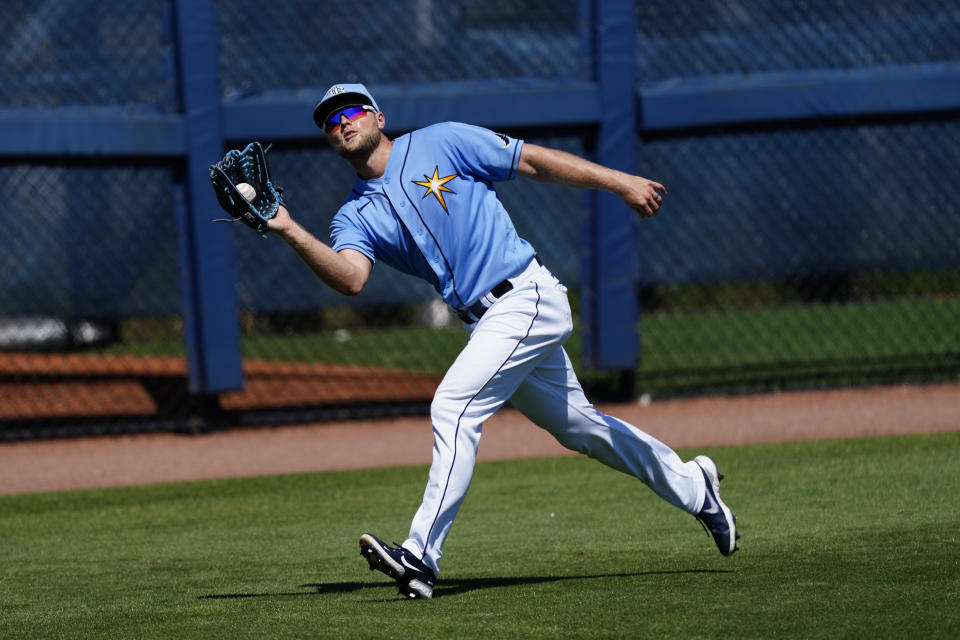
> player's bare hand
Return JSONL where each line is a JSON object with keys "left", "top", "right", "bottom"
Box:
{"left": 268, "top": 204, "right": 294, "bottom": 236}
{"left": 619, "top": 177, "right": 667, "bottom": 218}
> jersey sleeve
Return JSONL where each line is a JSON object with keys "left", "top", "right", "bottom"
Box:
{"left": 330, "top": 203, "right": 376, "bottom": 265}
{"left": 443, "top": 122, "right": 524, "bottom": 182}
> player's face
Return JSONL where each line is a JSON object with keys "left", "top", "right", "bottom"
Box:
{"left": 325, "top": 105, "right": 382, "bottom": 160}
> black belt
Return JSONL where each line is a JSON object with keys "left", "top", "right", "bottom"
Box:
{"left": 456, "top": 255, "right": 542, "bottom": 324}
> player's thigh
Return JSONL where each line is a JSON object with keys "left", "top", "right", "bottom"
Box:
{"left": 508, "top": 346, "right": 597, "bottom": 433}
{"left": 435, "top": 285, "right": 568, "bottom": 417}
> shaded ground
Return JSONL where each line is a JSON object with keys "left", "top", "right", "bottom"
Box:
{"left": 2, "top": 382, "right": 958, "bottom": 495}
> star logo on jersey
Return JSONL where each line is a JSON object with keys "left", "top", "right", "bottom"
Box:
{"left": 412, "top": 166, "right": 458, "bottom": 213}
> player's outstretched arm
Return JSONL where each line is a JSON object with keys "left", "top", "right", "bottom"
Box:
{"left": 516, "top": 143, "right": 666, "bottom": 218}
{"left": 268, "top": 205, "right": 372, "bottom": 296}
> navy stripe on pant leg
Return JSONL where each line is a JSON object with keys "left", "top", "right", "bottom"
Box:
{"left": 421, "top": 284, "right": 542, "bottom": 558}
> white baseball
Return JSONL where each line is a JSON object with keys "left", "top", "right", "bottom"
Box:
{"left": 236, "top": 182, "right": 257, "bottom": 201}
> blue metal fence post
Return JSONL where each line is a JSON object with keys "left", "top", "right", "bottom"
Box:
{"left": 581, "top": 0, "right": 639, "bottom": 374}
{"left": 171, "top": 0, "right": 244, "bottom": 394}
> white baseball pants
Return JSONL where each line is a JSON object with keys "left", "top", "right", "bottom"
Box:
{"left": 402, "top": 262, "right": 707, "bottom": 573}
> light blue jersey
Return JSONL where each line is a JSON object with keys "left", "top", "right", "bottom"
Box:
{"left": 330, "top": 122, "right": 536, "bottom": 309}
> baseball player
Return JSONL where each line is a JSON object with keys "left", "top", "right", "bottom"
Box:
{"left": 268, "top": 83, "right": 739, "bottom": 599}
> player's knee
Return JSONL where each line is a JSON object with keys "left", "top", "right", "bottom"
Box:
{"left": 429, "top": 391, "right": 459, "bottom": 427}
{"left": 551, "top": 428, "right": 591, "bottom": 455}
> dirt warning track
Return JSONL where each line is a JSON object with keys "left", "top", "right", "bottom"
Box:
{"left": 1, "top": 382, "right": 957, "bottom": 495}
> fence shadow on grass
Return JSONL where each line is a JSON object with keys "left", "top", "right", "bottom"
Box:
{"left": 198, "top": 569, "right": 732, "bottom": 601}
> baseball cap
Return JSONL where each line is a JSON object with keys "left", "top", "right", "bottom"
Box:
{"left": 313, "top": 83, "right": 380, "bottom": 130}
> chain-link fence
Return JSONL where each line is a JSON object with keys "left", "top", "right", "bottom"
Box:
{"left": 2, "top": 0, "right": 958, "bottom": 438}
{"left": 3, "top": 1, "right": 174, "bottom": 110}
{"left": 632, "top": 116, "right": 960, "bottom": 395}
{"left": 626, "top": 0, "right": 960, "bottom": 393}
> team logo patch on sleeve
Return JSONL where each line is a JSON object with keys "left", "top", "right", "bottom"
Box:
{"left": 413, "top": 166, "right": 458, "bottom": 213}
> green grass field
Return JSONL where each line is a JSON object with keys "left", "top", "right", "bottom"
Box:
{"left": 2, "top": 431, "right": 959, "bottom": 638}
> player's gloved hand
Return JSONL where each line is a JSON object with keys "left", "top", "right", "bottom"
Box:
{"left": 209, "top": 141, "right": 284, "bottom": 237}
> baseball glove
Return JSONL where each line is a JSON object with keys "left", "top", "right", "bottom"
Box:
{"left": 209, "top": 141, "right": 283, "bottom": 237}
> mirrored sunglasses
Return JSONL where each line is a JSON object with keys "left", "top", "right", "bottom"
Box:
{"left": 324, "top": 105, "right": 377, "bottom": 133}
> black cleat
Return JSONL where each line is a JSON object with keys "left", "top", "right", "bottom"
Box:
{"left": 359, "top": 533, "right": 436, "bottom": 599}
{"left": 693, "top": 456, "right": 740, "bottom": 556}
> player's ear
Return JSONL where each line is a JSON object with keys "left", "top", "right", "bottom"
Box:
{"left": 376, "top": 111, "right": 386, "bottom": 130}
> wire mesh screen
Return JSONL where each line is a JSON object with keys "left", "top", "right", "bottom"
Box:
{"left": 0, "top": 161, "right": 185, "bottom": 437}
{"left": 636, "top": 0, "right": 960, "bottom": 78}
{"left": 1, "top": 0, "right": 958, "bottom": 438}
{"left": 633, "top": 117, "right": 960, "bottom": 394}
{"left": 2, "top": 0, "right": 173, "bottom": 110}
{"left": 213, "top": 0, "right": 584, "bottom": 97}
{"left": 0, "top": 0, "right": 182, "bottom": 436}
{"left": 625, "top": 0, "right": 960, "bottom": 394}
{"left": 1, "top": 163, "right": 182, "bottom": 317}
{"left": 638, "top": 118, "right": 960, "bottom": 284}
